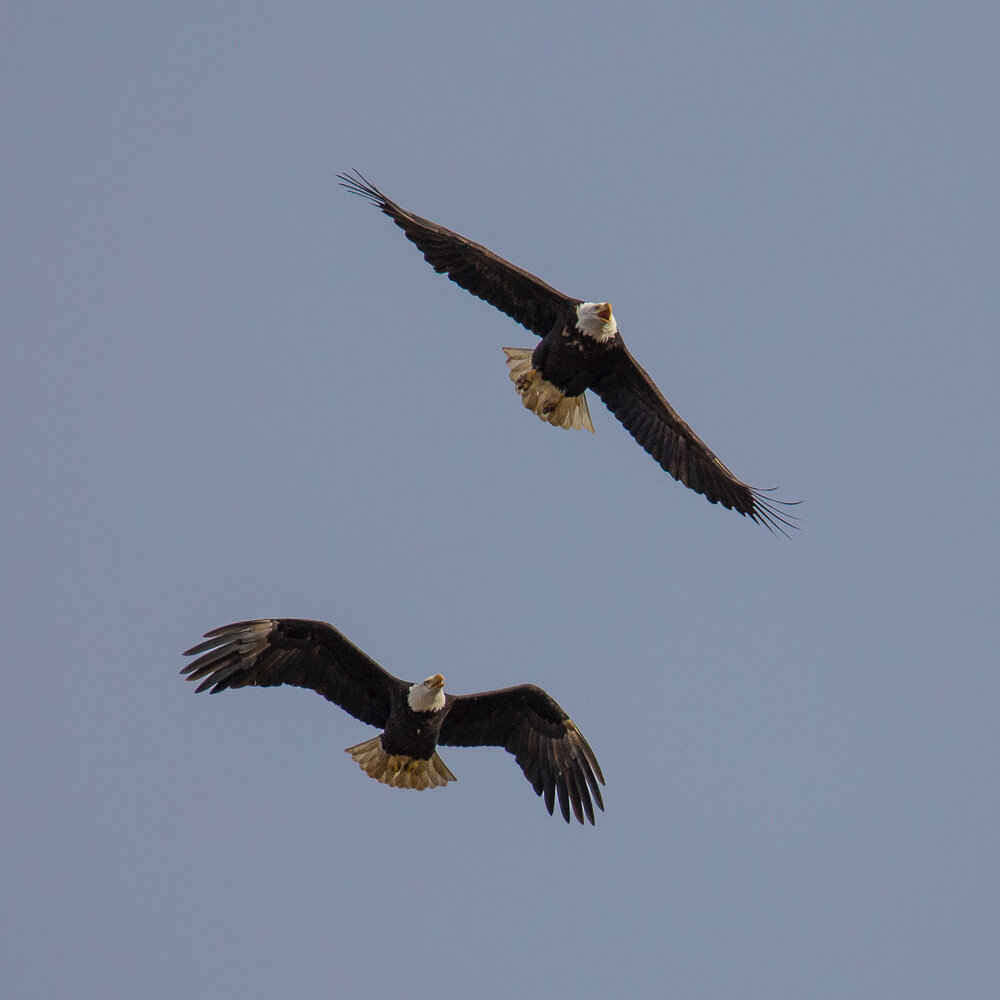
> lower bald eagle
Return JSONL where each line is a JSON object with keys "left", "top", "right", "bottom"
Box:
{"left": 339, "top": 170, "right": 797, "bottom": 534}
{"left": 182, "top": 619, "right": 605, "bottom": 825}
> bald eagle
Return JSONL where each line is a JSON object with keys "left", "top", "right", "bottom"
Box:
{"left": 339, "top": 170, "right": 796, "bottom": 534}
{"left": 182, "top": 619, "right": 605, "bottom": 825}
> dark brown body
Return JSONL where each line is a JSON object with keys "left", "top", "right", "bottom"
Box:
{"left": 533, "top": 322, "right": 620, "bottom": 398}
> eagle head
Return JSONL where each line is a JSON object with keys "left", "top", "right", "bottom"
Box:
{"left": 576, "top": 301, "right": 618, "bottom": 341}
{"left": 408, "top": 673, "right": 446, "bottom": 712}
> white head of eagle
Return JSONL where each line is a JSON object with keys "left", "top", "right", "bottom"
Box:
{"left": 576, "top": 301, "right": 618, "bottom": 342}
{"left": 408, "top": 673, "right": 446, "bottom": 712}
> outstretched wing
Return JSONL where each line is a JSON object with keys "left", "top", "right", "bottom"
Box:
{"left": 439, "top": 685, "right": 605, "bottom": 825}
{"left": 339, "top": 170, "right": 578, "bottom": 337}
{"left": 181, "top": 619, "right": 404, "bottom": 728}
{"left": 592, "top": 344, "right": 799, "bottom": 534}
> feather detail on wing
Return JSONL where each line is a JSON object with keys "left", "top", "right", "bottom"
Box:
{"left": 339, "top": 170, "right": 578, "bottom": 338}
{"left": 181, "top": 619, "right": 403, "bottom": 729}
{"left": 438, "top": 684, "right": 605, "bottom": 825}
{"left": 592, "top": 345, "right": 799, "bottom": 535}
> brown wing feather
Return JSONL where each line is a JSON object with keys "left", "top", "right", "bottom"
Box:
{"left": 592, "top": 345, "right": 798, "bottom": 534}
{"left": 339, "top": 170, "right": 578, "bottom": 337}
{"left": 181, "top": 619, "right": 403, "bottom": 729}
{"left": 439, "top": 684, "right": 605, "bottom": 825}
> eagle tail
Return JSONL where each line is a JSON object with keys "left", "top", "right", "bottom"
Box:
{"left": 345, "top": 736, "right": 457, "bottom": 790}
{"left": 502, "top": 348, "right": 594, "bottom": 433}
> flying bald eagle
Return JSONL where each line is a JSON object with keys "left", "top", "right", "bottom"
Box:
{"left": 182, "top": 619, "right": 605, "bottom": 825}
{"left": 339, "top": 170, "right": 797, "bottom": 534}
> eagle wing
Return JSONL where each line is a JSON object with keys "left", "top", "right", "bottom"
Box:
{"left": 439, "top": 684, "right": 605, "bottom": 824}
{"left": 181, "top": 619, "right": 404, "bottom": 728}
{"left": 339, "top": 170, "right": 578, "bottom": 337}
{"left": 592, "top": 344, "right": 797, "bottom": 534}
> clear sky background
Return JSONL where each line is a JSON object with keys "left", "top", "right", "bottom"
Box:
{"left": 4, "top": 3, "right": 998, "bottom": 998}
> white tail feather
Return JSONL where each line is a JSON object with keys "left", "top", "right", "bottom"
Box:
{"left": 345, "top": 736, "right": 457, "bottom": 790}
{"left": 502, "top": 348, "right": 594, "bottom": 433}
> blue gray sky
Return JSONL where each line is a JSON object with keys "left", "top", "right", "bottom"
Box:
{"left": 4, "top": 4, "right": 998, "bottom": 997}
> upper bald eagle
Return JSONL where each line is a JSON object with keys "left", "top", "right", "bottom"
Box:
{"left": 182, "top": 618, "right": 605, "bottom": 825}
{"left": 339, "top": 170, "right": 796, "bottom": 534}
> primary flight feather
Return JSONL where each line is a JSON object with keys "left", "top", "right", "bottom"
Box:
{"left": 339, "top": 170, "right": 797, "bottom": 534}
